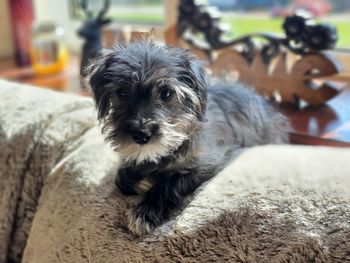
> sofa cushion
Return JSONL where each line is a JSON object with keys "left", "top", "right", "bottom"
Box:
{"left": 1, "top": 80, "right": 349, "bottom": 263}
{"left": 23, "top": 140, "right": 350, "bottom": 263}
{"left": 0, "top": 80, "right": 96, "bottom": 262}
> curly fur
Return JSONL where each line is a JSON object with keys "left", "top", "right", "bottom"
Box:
{"left": 85, "top": 41, "right": 289, "bottom": 236}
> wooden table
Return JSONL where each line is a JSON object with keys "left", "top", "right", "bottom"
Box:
{"left": 279, "top": 85, "right": 350, "bottom": 147}
{"left": 0, "top": 58, "right": 349, "bottom": 147}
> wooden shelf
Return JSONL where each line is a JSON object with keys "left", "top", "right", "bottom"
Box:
{"left": 0, "top": 56, "right": 82, "bottom": 94}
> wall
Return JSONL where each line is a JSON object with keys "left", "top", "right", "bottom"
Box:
{"left": 0, "top": 0, "right": 14, "bottom": 58}
{"left": 0, "top": 0, "right": 82, "bottom": 58}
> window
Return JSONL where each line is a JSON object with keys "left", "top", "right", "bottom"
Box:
{"left": 70, "top": 0, "right": 165, "bottom": 25}
{"left": 208, "top": 0, "right": 350, "bottom": 49}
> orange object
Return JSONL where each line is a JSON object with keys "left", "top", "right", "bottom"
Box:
{"left": 30, "top": 21, "right": 68, "bottom": 75}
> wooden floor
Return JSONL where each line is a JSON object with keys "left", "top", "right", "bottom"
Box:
{"left": 1, "top": 57, "right": 350, "bottom": 147}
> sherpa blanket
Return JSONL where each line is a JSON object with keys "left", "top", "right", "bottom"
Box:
{"left": 1, "top": 80, "right": 350, "bottom": 263}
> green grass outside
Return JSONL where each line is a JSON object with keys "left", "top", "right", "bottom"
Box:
{"left": 222, "top": 16, "right": 350, "bottom": 48}
{"left": 110, "top": 13, "right": 164, "bottom": 24}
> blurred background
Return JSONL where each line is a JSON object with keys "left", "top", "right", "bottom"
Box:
{"left": 0, "top": 0, "right": 349, "bottom": 94}
{"left": 0, "top": 0, "right": 349, "bottom": 146}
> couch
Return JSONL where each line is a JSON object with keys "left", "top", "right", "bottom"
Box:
{"left": 1, "top": 80, "right": 349, "bottom": 263}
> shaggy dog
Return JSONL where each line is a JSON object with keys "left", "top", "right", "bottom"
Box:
{"left": 86, "top": 41, "right": 289, "bottom": 236}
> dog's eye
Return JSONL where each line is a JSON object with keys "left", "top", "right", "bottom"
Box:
{"left": 160, "top": 88, "right": 174, "bottom": 101}
{"left": 116, "top": 89, "right": 127, "bottom": 99}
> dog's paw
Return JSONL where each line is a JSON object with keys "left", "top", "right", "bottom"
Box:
{"left": 127, "top": 200, "right": 167, "bottom": 236}
{"left": 127, "top": 207, "right": 156, "bottom": 236}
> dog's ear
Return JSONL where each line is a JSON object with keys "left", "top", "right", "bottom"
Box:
{"left": 85, "top": 49, "right": 115, "bottom": 119}
{"left": 187, "top": 58, "right": 208, "bottom": 121}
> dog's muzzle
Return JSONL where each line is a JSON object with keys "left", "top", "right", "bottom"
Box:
{"left": 131, "top": 129, "right": 152, "bottom": 145}
{"left": 126, "top": 119, "right": 159, "bottom": 145}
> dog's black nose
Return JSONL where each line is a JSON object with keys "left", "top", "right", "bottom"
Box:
{"left": 131, "top": 130, "right": 152, "bottom": 145}
{"left": 126, "top": 119, "right": 159, "bottom": 145}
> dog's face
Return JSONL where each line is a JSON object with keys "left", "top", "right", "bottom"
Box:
{"left": 87, "top": 41, "right": 207, "bottom": 164}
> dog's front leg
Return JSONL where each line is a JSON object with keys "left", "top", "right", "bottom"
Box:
{"left": 127, "top": 171, "right": 202, "bottom": 236}
{"left": 115, "top": 167, "right": 146, "bottom": 196}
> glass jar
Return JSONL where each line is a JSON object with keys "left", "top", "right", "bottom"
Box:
{"left": 30, "top": 21, "right": 68, "bottom": 75}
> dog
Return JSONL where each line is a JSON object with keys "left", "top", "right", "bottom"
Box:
{"left": 85, "top": 41, "right": 289, "bottom": 236}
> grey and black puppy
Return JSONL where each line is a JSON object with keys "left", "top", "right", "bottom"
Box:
{"left": 86, "top": 41, "right": 289, "bottom": 236}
